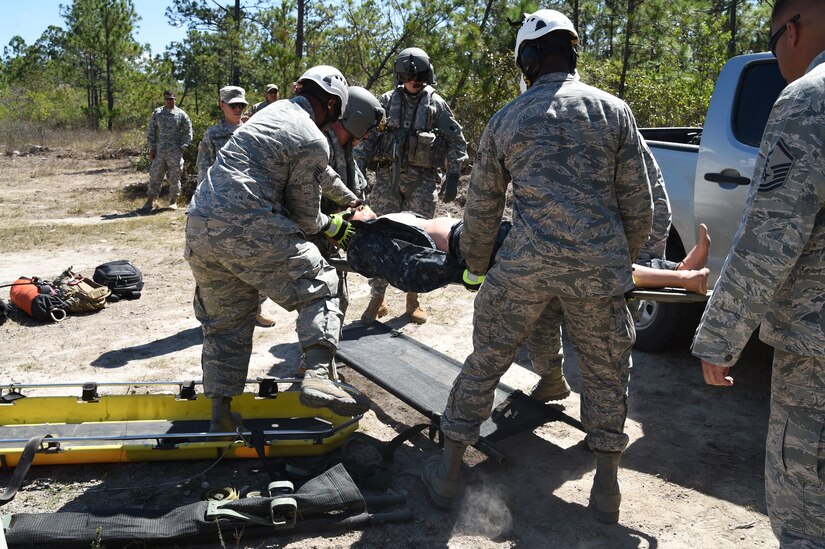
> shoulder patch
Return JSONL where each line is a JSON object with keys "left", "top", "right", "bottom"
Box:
{"left": 313, "top": 165, "right": 325, "bottom": 182}
{"left": 759, "top": 139, "right": 795, "bottom": 193}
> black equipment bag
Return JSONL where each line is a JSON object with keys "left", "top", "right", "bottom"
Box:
{"left": 92, "top": 260, "right": 143, "bottom": 300}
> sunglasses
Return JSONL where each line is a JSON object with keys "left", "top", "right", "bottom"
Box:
{"left": 769, "top": 13, "right": 800, "bottom": 56}
{"left": 398, "top": 71, "right": 428, "bottom": 83}
{"left": 226, "top": 103, "right": 246, "bottom": 110}
{"left": 164, "top": 97, "right": 176, "bottom": 101}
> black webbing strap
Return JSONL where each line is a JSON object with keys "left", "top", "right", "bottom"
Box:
{"left": 249, "top": 430, "right": 285, "bottom": 482}
{"left": 0, "top": 435, "right": 49, "bottom": 506}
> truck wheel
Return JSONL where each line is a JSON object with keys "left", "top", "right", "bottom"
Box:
{"left": 634, "top": 301, "right": 684, "bottom": 352}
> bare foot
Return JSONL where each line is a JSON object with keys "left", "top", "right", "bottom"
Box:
{"left": 678, "top": 223, "right": 711, "bottom": 271}
{"left": 681, "top": 267, "right": 710, "bottom": 295}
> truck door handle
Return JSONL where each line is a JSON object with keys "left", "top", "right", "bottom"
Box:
{"left": 704, "top": 172, "right": 751, "bottom": 186}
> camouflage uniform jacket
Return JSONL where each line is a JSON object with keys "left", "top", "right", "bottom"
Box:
{"left": 196, "top": 119, "right": 242, "bottom": 184}
{"left": 461, "top": 71, "right": 652, "bottom": 298}
{"left": 146, "top": 106, "right": 192, "bottom": 152}
{"left": 637, "top": 139, "right": 671, "bottom": 262}
{"left": 186, "top": 96, "right": 331, "bottom": 236}
{"left": 692, "top": 50, "right": 825, "bottom": 367}
{"left": 246, "top": 99, "right": 275, "bottom": 118}
{"left": 354, "top": 85, "right": 468, "bottom": 176}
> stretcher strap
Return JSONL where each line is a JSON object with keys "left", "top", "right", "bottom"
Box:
{"left": 0, "top": 435, "right": 50, "bottom": 506}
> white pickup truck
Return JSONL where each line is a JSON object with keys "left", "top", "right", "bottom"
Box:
{"left": 634, "top": 52, "right": 788, "bottom": 352}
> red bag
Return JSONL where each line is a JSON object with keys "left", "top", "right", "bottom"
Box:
{"left": 9, "top": 277, "right": 67, "bottom": 322}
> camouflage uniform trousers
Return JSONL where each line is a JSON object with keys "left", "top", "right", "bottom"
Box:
{"left": 307, "top": 232, "right": 349, "bottom": 322}
{"left": 525, "top": 303, "right": 565, "bottom": 378}
{"left": 148, "top": 148, "right": 184, "bottom": 200}
{"left": 765, "top": 349, "right": 825, "bottom": 547}
{"left": 440, "top": 269, "right": 634, "bottom": 452}
{"left": 367, "top": 164, "right": 439, "bottom": 298}
{"left": 184, "top": 217, "right": 342, "bottom": 398}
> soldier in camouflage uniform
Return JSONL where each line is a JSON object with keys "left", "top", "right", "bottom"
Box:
{"left": 143, "top": 90, "right": 193, "bottom": 212}
{"left": 185, "top": 66, "right": 370, "bottom": 433}
{"left": 421, "top": 10, "right": 652, "bottom": 523}
{"left": 692, "top": 0, "right": 825, "bottom": 545}
{"left": 196, "top": 86, "right": 248, "bottom": 184}
{"left": 245, "top": 83, "right": 278, "bottom": 119}
{"left": 195, "top": 86, "right": 279, "bottom": 328}
{"left": 342, "top": 209, "right": 706, "bottom": 295}
{"left": 354, "top": 47, "right": 468, "bottom": 324}
{"left": 528, "top": 137, "right": 677, "bottom": 404}
{"left": 309, "top": 86, "right": 385, "bottom": 325}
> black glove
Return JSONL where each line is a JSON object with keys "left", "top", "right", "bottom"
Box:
{"left": 461, "top": 269, "right": 485, "bottom": 292}
{"left": 323, "top": 213, "right": 356, "bottom": 250}
{"left": 442, "top": 173, "right": 459, "bottom": 203}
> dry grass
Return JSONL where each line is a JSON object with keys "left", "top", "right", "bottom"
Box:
{"left": 0, "top": 215, "right": 181, "bottom": 251}
{"left": 1, "top": 122, "right": 145, "bottom": 159}
{"left": 0, "top": 127, "right": 182, "bottom": 254}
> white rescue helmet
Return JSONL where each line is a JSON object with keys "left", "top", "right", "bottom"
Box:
{"left": 341, "top": 86, "right": 385, "bottom": 140}
{"left": 297, "top": 65, "right": 349, "bottom": 118}
{"left": 513, "top": 9, "right": 578, "bottom": 64}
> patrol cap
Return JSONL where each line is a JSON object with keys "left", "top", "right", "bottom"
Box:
{"left": 265, "top": 83, "right": 279, "bottom": 93}
{"left": 219, "top": 86, "right": 247, "bottom": 105}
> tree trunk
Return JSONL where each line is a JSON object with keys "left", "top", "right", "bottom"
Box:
{"left": 296, "top": 0, "right": 304, "bottom": 59}
{"left": 232, "top": 0, "right": 241, "bottom": 85}
{"left": 727, "top": 0, "right": 738, "bottom": 59}
{"left": 450, "top": 0, "right": 495, "bottom": 107}
{"left": 618, "top": 0, "right": 638, "bottom": 98}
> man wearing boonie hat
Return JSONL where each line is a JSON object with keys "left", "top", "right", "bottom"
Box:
{"left": 246, "top": 83, "right": 279, "bottom": 118}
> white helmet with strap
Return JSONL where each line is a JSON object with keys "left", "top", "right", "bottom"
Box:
{"left": 297, "top": 65, "right": 349, "bottom": 118}
{"left": 514, "top": 10, "right": 579, "bottom": 87}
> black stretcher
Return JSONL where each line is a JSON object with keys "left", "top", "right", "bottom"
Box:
{"left": 336, "top": 321, "right": 584, "bottom": 463}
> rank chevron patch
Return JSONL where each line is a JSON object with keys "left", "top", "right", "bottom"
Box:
{"left": 760, "top": 139, "right": 795, "bottom": 193}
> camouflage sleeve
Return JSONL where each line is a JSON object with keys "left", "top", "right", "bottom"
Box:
{"left": 284, "top": 138, "right": 332, "bottom": 235}
{"left": 146, "top": 111, "right": 158, "bottom": 149}
{"left": 319, "top": 165, "right": 358, "bottom": 205}
{"left": 614, "top": 107, "right": 653, "bottom": 263}
{"left": 433, "top": 94, "right": 468, "bottom": 175}
{"left": 460, "top": 118, "right": 508, "bottom": 275}
{"left": 692, "top": 91, "right": 825, "bottom": 366}
{"left": 196, "top": 133, "right": 214, "bottom": 184}
{"left": 638, "top": 139, "right": 671, "bottom": 261}
{"left": 180, "top": 112, "right": 193, "bottom": 149}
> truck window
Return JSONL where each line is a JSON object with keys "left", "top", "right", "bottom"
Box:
{"left": 732, "top": 60, "right": 786, "bottom": 147}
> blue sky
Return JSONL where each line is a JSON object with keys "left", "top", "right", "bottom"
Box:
{"left": 1, "top": 0, "right": 188, "bottom": 56}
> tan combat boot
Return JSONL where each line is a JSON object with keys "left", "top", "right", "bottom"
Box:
{"left": 422, "top": 437, "right": 467, "bottom": 509}
{"left": 590, "top": 450, "right": 622, "bottom": 524}
{"left": 209, "top": 396, "right": 242, "bottom": 439}
{"left": 255, "top": 303, "right": 277, "bottom": 327}
{"left": 361, "top": 295, "right": 388, "bottom": 323}
{"left": 300, "top": 346, "right": 370, "bottom": 416}
{"left": 405, "top": 292, "right": 427, "bottom": 324}
{"left": 530, "top": 365, "right": 571, "bottom": 401}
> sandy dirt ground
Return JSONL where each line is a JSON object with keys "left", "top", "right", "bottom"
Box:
{"left": 0, "top": 150, "right": 779, "bottom": 548}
